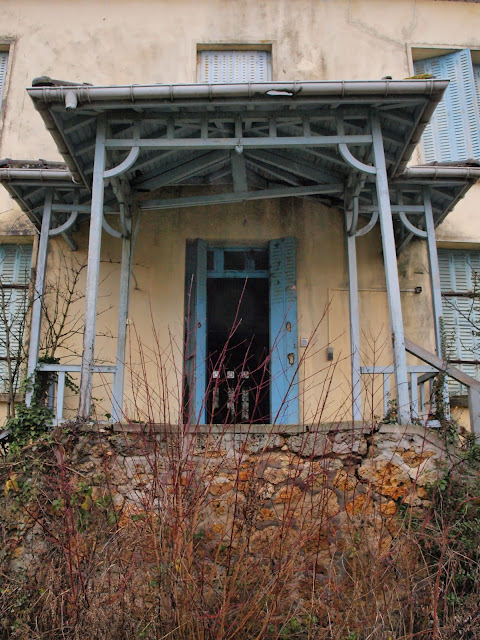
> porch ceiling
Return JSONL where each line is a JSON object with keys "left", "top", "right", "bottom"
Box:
{"left": 1, "top": 79, "right": 479, "bottom": 248}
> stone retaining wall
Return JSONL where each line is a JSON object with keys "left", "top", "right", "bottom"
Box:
{"left": 69, "top": 421, "right": 452, "bottom": 547}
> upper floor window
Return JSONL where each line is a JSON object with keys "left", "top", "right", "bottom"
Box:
{"left": 414, "top": 49, "right": 480, "bottom": 163}
{"left": 197, "top": 49, "right": 272, "bottom": 83}
{"left": 0, "top": 50, "right": 8, "bottom": 109}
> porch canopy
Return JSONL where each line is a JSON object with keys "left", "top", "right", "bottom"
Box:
{"left": 1, "top": 78, "right": 480, "bottom": 424}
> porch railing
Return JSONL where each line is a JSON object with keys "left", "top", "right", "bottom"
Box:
{"left": 361, "top": 339, "right": 480, "bottom": 434}
{"left": 37, "top": 363, "right": 116, "bottom": 425}
{"left": 360, "top": 364, "right": 438, "bottom": 418}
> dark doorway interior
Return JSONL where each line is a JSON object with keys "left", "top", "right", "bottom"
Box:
{"left": 207, "top": 278, "right": 270, "bottom": 423}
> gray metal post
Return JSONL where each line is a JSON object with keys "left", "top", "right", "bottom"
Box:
{"left": 423, "top": 187, "right": 443, "bottom": 356}
{"left": 25, "top": 189, "right": 53, "bottom": 406}
{"left": 111, "top": 233, "right": 132, "bottom": 422}
{"left": 424, "top": 186, "right": 451, "bottom": 419}
{"left": 78, "top": 117, "right": 106, "bottom": 419}
{"left": 468, "top": 386, "right": 480, "bottom": 439}
{"left": 371, "top": 114, "right": 410, "bottom": 424}
{"left": 346, "top": 224, "right": 362, "bottom": 421}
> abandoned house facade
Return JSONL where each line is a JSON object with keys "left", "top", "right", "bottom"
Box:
{"left": 0, "top": 0, "right": 480, "bottom": 431}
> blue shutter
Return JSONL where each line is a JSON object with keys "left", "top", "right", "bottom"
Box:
{"left": 269, "top": 237, "right": 299, "bottom": 424}
{"left": 199, "top": 50, "right": 272, "bottom": 83}
{"left": 0, "top": 245, "right": 32, "bottom": 391}
{"left": 185, "top": 240, "right": 207, "bottom": 424}
{"left": 438, "top": 249, "right": 480, "bottom": 395}
{"left": 0, "top": 51, "right": 8, "bottom": 107}
{"left": 414, "top": 50, "right": 480, "bottom": 162}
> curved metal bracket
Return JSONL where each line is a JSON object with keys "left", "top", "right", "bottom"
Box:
{"left": 119, "top": 203, "right": 132, "bottom": 237}
{"left": 398, "top": 210, "right": 427, "bottom": 238}
{"left": 48, "top": 210, "right": 79, "bottom": 237}
{"left": 338, "top": 143, "right": 377, "bottom": 174}
{"left": 104, "top": 145, "right": 140, "bottom": 179}
{"left": 104, "top": 122, "right": 140, "bottom": 179}
{"left": 346, "top": 196, "right": 359, "bottom": 236}
{"left": 336, "top": 115, "right": 376, "bottom": 175}
{"left": 397, "top": 192, "right": 427, "bottom": 238}
{"left": 102, "top": 215, "right": 123, "bottom": 238}
{"left": 355, "top": 210, "right": 379, "bottom": 237}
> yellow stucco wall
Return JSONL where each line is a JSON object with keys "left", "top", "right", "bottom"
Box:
{"left": 28, "top": 196, "right": 432, "bottom": 426}
{"left": 0, "top": 0, "right": 478, "bottom": 425}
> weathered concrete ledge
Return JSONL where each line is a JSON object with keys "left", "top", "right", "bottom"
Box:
{"left": 80, "top": 420, "right": 381, "bottom": 435}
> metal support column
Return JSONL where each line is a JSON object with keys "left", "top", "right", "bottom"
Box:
{"left": 78, "top": 116, "right": 107, "bottom": 419}
{"left": 25, "top": 189, "right": 53, "bottom": 406}
{"left": 111, "top": 232, "right": 132, "bottom": 422}
{"left": 346, "top": 217, "right": 362, "bottom": 421}
{"left": 423, "top": 187, "right": 443, "bottom": 356}
{"left": 371, "top": 114, "right": 410, "bottom": 424}
{"left": 424, "top": 185, "right": 450, "bottom": 419}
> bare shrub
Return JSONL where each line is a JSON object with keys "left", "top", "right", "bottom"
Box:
{"left": 1, "top": 305, "right": 480, "bottom": 640}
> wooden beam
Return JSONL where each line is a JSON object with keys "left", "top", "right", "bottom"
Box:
{"left": 140, "top": 183, "right": 344, "bottom": 211}
{"left": 106, "top": 134, "right": 373, "bottom": 151}
{"left": 231, "top": 151, "right": 248, "bottom": 192}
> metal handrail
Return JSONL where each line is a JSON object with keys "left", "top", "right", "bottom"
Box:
{"left": 360, "top": 364, "right": 437, "bottom": 417}
{"left": 36, "top": 363, "right": 116, "bottom": 425}
{"left": 405, "top": 339, "right": 480, "bottom": 435}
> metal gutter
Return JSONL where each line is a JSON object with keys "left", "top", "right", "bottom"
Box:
{"left": 1, "top": 181, "right": 42, "bottom": 225}
{"left": 27, "top": 79, "right": 448, "bottom": 103}
{"left": 0, "top": 168, "right": 74, "bottom": 182}
{"left": 395, "top": 165, "right": 480, "bottom": 237}
{"left": 0, "top": 166, "right": 80, "bottom": 228}
{"left": 397, "top": 166, "right": 480, "bottom": 180}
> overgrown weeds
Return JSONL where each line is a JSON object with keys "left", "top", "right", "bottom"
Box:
{"left": 1, "top": 420, "right": 479, "bottom": 640}
{"left": 1, "top": 316, "right": 480, "bottom": 639}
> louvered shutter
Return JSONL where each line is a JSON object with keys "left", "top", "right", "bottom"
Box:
{"left": 0, "top": 51, "right": 8, "bottom": 107}
{"left": 199, "top": 50, "right": 271, "bottom": 83}
{"left": 0, "top": 245, "right": 32, "bottom": 392}
{"left": 474, "top": 64, "right": 480, "bottom": 115}
{"left": 438, "top": 249, "right": 480, "bottom": 395}
{"left": 414, "top": 50, "right": 480, "bottom": 162}
{"left": 184, "top": 240, "right": 207, "bottom": 424}
{"left": 269, "top": 237, "right": 299, "bottom": 424}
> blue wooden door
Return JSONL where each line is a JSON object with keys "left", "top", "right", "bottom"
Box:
{"left": 186, "top": 238, "right": 299, "bottom": 425}
{"left": 269, "top": 238, "right": 299, "bottom": 424}
{"left": 184, "top": 239, "right": 207, "bottom": 424}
